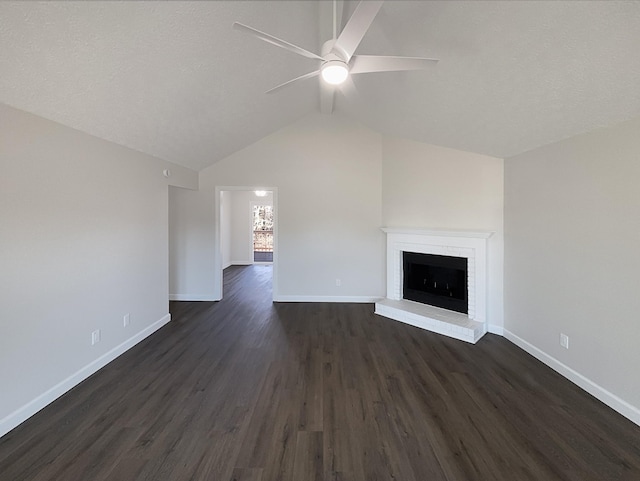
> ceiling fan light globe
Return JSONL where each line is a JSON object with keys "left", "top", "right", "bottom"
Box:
{"left": 321, "top": 61, "right": 349, "bottom": 85}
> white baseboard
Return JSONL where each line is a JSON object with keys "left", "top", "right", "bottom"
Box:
{"left": 274, "top": 295, "right": 381, "bottom": 303}
{"left": 0, "top": 313, "right": 172, "bottom": 439}
{"left": 488, "top": 324, "right": 504, "bottom": 335}
{"left": 169, "top": 294, "right": 220, "bottom": 301}
{"left": 503, "top": 328, "right": 640, "bottom": 427}
{"left": 230, "top": 260, "right": 252, "bottom": 266}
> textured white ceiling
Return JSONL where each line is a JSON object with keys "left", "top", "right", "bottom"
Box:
{"left": 2, "top": 1, "right": 640, "bottom": 170}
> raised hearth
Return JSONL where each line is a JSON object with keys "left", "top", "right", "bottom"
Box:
{"left": 375, "top": 228, "right": 492, "bottom": 344}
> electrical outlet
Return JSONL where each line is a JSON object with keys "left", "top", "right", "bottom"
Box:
{"left": 336, "top": 278, "right": 341, "bottom": 287}
{"left": 560, "top": 333, "right": 569, "bottom": 349}
{"left": 91, "top": 329, "right": 101, "bottom": 345}
{"left": 123, "top": 313, "right": 130, "bottom": 327}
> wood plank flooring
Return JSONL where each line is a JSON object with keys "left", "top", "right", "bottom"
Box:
{"left": 1, "top": 264, "right": 640, "bottom": 480}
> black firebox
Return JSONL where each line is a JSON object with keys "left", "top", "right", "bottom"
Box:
{"left": 402, "top": 252, "right": 468, "bottom": 314}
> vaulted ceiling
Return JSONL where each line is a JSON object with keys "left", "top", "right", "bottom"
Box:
{"left": 2, "top": 1, "right": 640, "bottom": 171}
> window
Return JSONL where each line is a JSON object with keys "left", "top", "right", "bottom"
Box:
{"left": 253, "top": 205, "right": 273, "bottom": 262}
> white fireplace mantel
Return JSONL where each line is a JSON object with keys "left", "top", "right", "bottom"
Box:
{"left": 375, "top": 227, "right": 493, "bottom": 344}
{"left": 381, "top": 227, "right": 493, "bottom": 239}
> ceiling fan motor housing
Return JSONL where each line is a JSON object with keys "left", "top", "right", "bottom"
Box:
{"left": 320, "top": 41, "right": 349, "bottom": 85}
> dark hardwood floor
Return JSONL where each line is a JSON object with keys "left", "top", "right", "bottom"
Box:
{"left": 1, "top": 264, "right": 640, "bottom": 480}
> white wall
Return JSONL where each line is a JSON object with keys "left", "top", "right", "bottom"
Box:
{"left": 198, "top": 113, "right": 385, "bottom": 301}
{"left": 504, "top": 116, "right": 640, "bottom": 424}
{"left": 0, "top": 104, "right": 197, "bottom": 437}
{"left": 175, "top": 113, "right": 505, "bottom": 306}
{"left": 381, "top": 136, "right": 505, "bottom": 331}
{"left": 168, "top": 185, "right": 216, "bottom": 300}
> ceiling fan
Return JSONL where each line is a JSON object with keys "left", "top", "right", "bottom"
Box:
{"left": 233, "top": 0, "right": 439, "bottom": 113}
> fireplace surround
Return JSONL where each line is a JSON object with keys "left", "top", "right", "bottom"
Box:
{"left": 403, "top": 251, "right": 468, "bottom": 314}
{"left": 375, "top": 228, "right": 492, "bottom": 343}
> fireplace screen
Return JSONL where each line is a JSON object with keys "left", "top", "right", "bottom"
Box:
{"left": 403, "top": 251, "right": 468, "bottom": 314}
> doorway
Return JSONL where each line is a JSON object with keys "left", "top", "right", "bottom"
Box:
{"left": 214, "top": 186, "right": 278, "bottom": 301}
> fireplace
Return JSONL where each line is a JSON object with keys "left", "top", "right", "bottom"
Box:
{"left": 403, "top": 252, "right": 468, "bottom": 314}
{"left": 375, "top": 228, "right": 492, "bottom": 344}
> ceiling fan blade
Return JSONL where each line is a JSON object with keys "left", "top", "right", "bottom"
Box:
{"left": 233, "top": 22, "right": 325, "bottom": 61}
{"left": 320, "top": 79, "right": 335, "bottom": 115}
{"left": 350, "top": 55, "right": 439, "bottom": 74}
{"left": 266, "top": 70, "right": 320, "bottom": 94}
{"left": 336, "top": 0, "right": 348, "bottom": 35}
{"left": 332, "top": 0, "right": 383, "bottom": 62}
